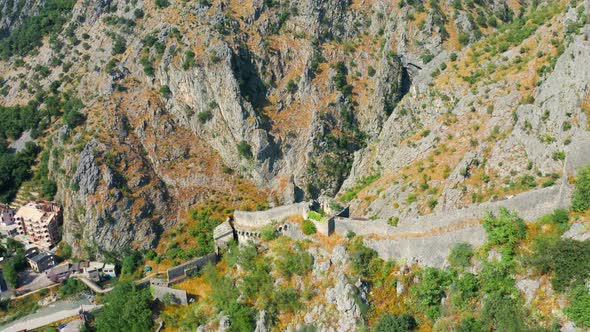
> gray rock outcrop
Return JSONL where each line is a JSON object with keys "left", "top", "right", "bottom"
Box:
{"left": 73, "top": 140, "right": 100, "bottom": 196}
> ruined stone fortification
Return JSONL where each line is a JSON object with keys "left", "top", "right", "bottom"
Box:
{"left": 233, "top": 202, "right": 311, "bottom": 230}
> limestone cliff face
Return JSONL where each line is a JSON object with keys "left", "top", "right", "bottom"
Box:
{"left": 0, "top": 0, "right": 584, "bottom": 254}
{"left": 342, "top": 3, "right": 590, "bottom": 220}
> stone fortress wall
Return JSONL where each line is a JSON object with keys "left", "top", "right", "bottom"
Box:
{"left": 232, "top": 201, "right": 311, "bottom": 242}
{"left": 336, "top": 180, "right": 572, "bottom": 267}
{"left": 233, "top": 202, "right": 310, "bottom": 229}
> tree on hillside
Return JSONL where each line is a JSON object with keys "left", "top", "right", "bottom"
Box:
{"left": 3, "top": 261, "right": 18, "bottom": 288}
{"left": 482, "top": 208, "right": 526, "bottom": 248}
{"left": 572, "top": 165, "right": 590, "bottom": 212}
{"left": 95, "top": 281, "right": 153, "bottom": 332}
{"left": 372, "top": 313, "right": 417, "bottom": 332}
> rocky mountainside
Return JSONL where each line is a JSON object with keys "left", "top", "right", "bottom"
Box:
{"left": 0, "top": 0, "right": 589, "bottom": 257}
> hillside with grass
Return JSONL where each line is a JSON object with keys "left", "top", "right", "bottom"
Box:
{"left": 0, "top": 0, "right": 590, "bottom": 330}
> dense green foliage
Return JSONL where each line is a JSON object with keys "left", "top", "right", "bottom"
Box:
{"left": 237, "top": 140, "right": 253, "bottom": 159}
{"left": 121, "top": 251, "right": 142, "bottom": 276}
{"left": 0, "top": 0, "right": 76, "bottom": 58}
{"left": 59, "top": 278, "right": 87, "bottom": 298}
{"left": 0, "top": 91, "right": 84, "bottom": 202}
{"left": 206, "top": 240, "right": 311, "bottom": 331}
{"left": 0, "top": 102, "right": 42, "bottom": 139}
{"left": 372, "top": 313, "right": 417, "bottom": 332}
{"left": 449, "top": 272, "right": 479, "bottom": 309}
{"left": 3, "top": 261, "right": 18, "bottom": 288}
{"left": 572, "top": 165, "right": 590, "bottom": 211}
{"left": 482, "top": 207, "right": 526, "bottom": 256}
{"left": 260, "top": 224, "right": 278, "bottom": 241}
{"left": 528, "top": 237, "right": 590, "bottom": 292}
{"left": 347, "top": 237, "right": 380, "bottom": 279}
{"left": 95, "top": 282, "right": 153, "bottom": 332}
{"left": 409, "top": 268, "right": 452, "bottom": 320}
{"left": 448, "top": 242, "right": 473, "bottom": 269}
{"left": 1, "top": 239, "right": 27, "bottom": 288}
{"left": 274, "top": 242, "right": 313, "bottom": 278}
{"left": 301, "top": 219, "right": 317, "bottom": 235}
{"left": 564, "top": 285, "right": 590, "bottom": 328}
{"left": 0, "top": 142, "right": 39, "bottom": 203}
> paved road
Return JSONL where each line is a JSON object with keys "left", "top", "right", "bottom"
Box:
{"left": 73, "top": 276, "right": 113, "bottom": 293}
{"left": 0, "top": 298, "right": 99, "bottom": 332}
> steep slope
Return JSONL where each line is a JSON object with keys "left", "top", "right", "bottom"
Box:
{"left": 0, "top": 0, "right": 586, "bottom": 257}
{"left": 341, "top": 1, "right": 590, "bottom": 220}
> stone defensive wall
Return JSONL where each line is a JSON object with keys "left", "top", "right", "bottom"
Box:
{"left": 166, "top": 253, "right": 217, "bottom": 281}
{"left": 233, "top": 201, "right": 311, "bottom": 230}
{"left": 335, "top": 182, "right": 572, "bottom": 268}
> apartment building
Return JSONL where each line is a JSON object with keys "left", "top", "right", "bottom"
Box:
{"left": 14, "top": 201, "right": 62, "bottom": 249}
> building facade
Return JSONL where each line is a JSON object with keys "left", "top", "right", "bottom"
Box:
{"left": 0, "top": 204, "right": 15, "bottom": 226}
{"left": 14, "top": 201, "right": 62, "bottom": 249}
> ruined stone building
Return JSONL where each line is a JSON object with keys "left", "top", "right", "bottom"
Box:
{"left": 214, "top": 201, "right": 344, "bottom": 253}
{"left": 15, "top": 201, "right": 62, "bottom": 249}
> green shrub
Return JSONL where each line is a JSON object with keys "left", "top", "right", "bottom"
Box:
{"left": 347, "top": 237, "right": 379, "bottom": 278}
{"left": 302, "top": 219, "right": 317, "bottom": 235}
{"left": 274, "top": 243, "right": 313, "bottom": 278}
{"left": 551, "top": 208, "right": 569, "bottom": 224}
{"left": 565, "top": 285, "right": 590, "bottom": 328}
{"left": 3, "top": 260, "right": 18, "bottom": 287}
{"left": 372, "top": 313, "right": 416, "bottom": 332}
{"left": 286, "top": 79, "right": 297, "bottom": 93}
{"left": 409, "top": 268, "right": 452, "bottom": 320}
{"left": 572, "top": 165, "right": 590, "bottom": 211}
{"left": 307, "top": 211, "right": 324, "bottom": 221}
{"left": 387, "top": 216, "right": 399, "bottom": 227}
{"left": 197, "top": 110, "right": 213, "bottom": 123}
{"left": 261, "top": 224, "right": 277, "bottom": 241}
{"left": 63, "top": 110, "right": 85, "bottom": 128}
{"left": 95, "top": 282, "right": 153, "bottom": 332}
{"left": 450, "top": 272, "right": 479, "bottom": 309}
{"left": 237, "top": 140, "right": 253, "bottom": 159}
{"left": 481, "top": 294, "right": 527, "bottom": 331}
{"left": 448, "top": 242, "right": 473, "bottom": 269}
{"left": 482, "top": 208, "right": 526, "bottom": 249}
{"left": 59, "top": 278, "right": 87, "bottom": 298}
{"left": 552, "top": 150, "right": 566, "bottom": 161}
{"left": 406, "top": 193, "right": 417, "bottom": 204}
{"left": 159, "top": 85, "right": 171, "bottom": 98}
{"left": 527, "top": 237, "right": 590, "bottom": 292}
{"left": 155, "top": 0, "right": 169, "bottom": 8}
{"left": 112, "top": 38, "right": 126, "bottom": 55}
{"left": 458, "top": 32, "right": 470, "bottom": 46}
{"left": 182, "top": 50, "right": 196, "bottom": 70}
